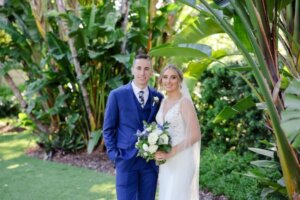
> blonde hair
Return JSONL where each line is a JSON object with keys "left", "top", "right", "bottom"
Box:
{"left": 158, "top": 64, "right": 183, "bottom": 86}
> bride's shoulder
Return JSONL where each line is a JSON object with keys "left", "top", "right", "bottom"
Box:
{"left": 180, "top": 96, "right": 192, "bottom": 103}
{"left": 179, "top": 97, "right": 194, "bottom": 108}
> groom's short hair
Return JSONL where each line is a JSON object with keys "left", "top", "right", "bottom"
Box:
{"left": 133, "top": 48, "right": 152, "bottom": 66}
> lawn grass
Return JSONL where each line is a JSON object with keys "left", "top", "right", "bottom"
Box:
{"left": 0, "top": 129, "right": 116, "bottom": 200}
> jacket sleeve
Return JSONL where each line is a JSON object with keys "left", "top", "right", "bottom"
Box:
{"left": 103, "top": 91, "right": 119, "bottom": 161}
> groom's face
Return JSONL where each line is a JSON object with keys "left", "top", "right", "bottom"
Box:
{"left": 132, "top": 58, "right": 153, "bottom": 89}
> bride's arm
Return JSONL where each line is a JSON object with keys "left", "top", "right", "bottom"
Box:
{"left": 156, "top": 98, "right": 201, "bottom": 160}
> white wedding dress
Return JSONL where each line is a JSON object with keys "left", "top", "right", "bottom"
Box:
{"left": 156, "top": 97, "right": 199, "bottom": 200}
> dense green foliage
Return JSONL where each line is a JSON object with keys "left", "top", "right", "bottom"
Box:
{"left": 197, "top": 66, "right": 272, "bottom": 153}
{"left": 0, "top": 86, "right": 21, "bottom": 117}
{"left": 200, "top": 146, "right": 285, "bottom": 200}
{"left": 196, "top": 65, "right": 285, "bottom": 199}
{"left": 0, "top": 0, "right": 180, "bottom": 153}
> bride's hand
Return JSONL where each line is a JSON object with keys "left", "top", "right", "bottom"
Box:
{"left": 155, "top": 151, "right": 168, "bottom": 161}
{"left": 155, "top": 150, "right": 176, "bottom": 160}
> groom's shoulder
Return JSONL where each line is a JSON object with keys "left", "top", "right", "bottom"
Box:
{"left": 110, "top": 83, "right": 130, "bottom": 95}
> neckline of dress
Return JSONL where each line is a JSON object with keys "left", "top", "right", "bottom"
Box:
{"left": 162, "top": 96, "right": 184, "bottom": 122}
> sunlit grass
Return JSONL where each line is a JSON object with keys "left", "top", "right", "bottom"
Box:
{"left": 0, "top": 124, "right": 116, "bottom": 200}
{"left": 90, "top": 182, "right": 116, "bottom": 197}
{"left": 0, "top": 117, "right": 19, "bottom": 125}
{"left": 0, "top": 130, "right": 35, "bottom": 160}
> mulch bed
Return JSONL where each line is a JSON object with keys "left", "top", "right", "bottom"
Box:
{"left": 0, "top": 123, "right": 26, "bottom": 134}
{"left": 26, "top": 146, "right": 115, "bottom": 175}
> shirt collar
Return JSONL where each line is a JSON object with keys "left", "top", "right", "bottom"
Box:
{"left": 131, "top": 81, "right": 148, "bottom": 94}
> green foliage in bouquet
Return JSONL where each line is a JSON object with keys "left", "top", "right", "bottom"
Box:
{"left": 135, "top": 121, "right": 172, "bottom": 165}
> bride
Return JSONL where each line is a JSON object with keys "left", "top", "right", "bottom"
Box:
{"left": 155, "top": 64, "right": 201, "bottom": 200}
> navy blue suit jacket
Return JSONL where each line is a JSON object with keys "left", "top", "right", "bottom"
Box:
{"left": 103, "top": 82, "right": 163, "bottom": 161}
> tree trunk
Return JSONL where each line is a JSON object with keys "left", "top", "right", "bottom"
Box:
{"left": 147, "top": 0, "right": 158, "bottom": 51}
{"left": 0, "top": 64, "right": 49, "bottom": 133}
{"left": 121, "top": 0, "right": 130, "bottom": 53}
{"left": 56, "top": 0, "right": 96, "bottom": 134}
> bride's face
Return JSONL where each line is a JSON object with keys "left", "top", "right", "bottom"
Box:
{"left": 162, "top": 69, "right": 181, "bottom": 93}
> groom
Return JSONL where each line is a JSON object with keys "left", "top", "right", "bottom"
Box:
{"left": 103, "top": 50, "right": 163, "bottom": 200}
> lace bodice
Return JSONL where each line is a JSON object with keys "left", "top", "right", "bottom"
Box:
{"left": 156, "top": 98, "right": 186, "bottom": 146}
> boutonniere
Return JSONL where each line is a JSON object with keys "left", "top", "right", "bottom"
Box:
{"left": 152, "top": 96, "right": 160, "bottom": 106}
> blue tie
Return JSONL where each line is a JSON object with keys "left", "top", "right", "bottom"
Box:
{"left": 138, "top": 91, "right": 144, "bottom": 107}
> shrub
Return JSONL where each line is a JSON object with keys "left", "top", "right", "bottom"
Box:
{"left": 0, "top": 85, "right": 21, "bottom": 118}
{"left": 200, "top": 146, "right": 285, "bottom": 200}
{"left": 196, "top": 66, "right": 272, "bottom": 153}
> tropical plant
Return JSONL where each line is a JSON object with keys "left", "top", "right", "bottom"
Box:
{"left": 278, "top": 0, "right": 300, "bottom": 78}
{"left": 198, "top": 66, "right": 271, "bottom": 153}
{"left": 174, "top": 0, "right": 300, "bottom": 198}
{"left": 0, "top": 0, "right": 186, "bottom": 154}
{"left": 246, "top": 144, "right": 286, "bottom": 199}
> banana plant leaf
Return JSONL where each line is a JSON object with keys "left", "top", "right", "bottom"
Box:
{"left": 87, "top": 129, "right": 102, "bottom": 154}
{"left": 66, "top": 113, "right": 80, "bottom": 133}
{"left": 185, "top": 49, "right": 227, "bottom": 77}
{"left": 248, "top": 147, "right": 274, "bottom": 158}
{"left": 173, "top": 16, "right": 224, "bottom": 44}
{"left": 54, "top": 94, "right": 69, "bottom": 108}
{"left": 213, "top": 95, "right": 256, "bottom": 123}
{"left": 150, "top": 43, "right": 212, "bottom": 58}
{"left": 281, "top": 79, "right": 300, "bottom": 147}
{"left": 250, "top": 160, "right": 279, "bottom": 169}
{"left": 244, "top": 170, "right": 287, "bottom": 196}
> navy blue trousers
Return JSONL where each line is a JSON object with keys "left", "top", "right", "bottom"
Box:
{"left": 115, "top": 157, "right": 158, "bottom": 200}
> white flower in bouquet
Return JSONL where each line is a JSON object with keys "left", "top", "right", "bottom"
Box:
{"left": 135, "top": 121, "right": 172, "bottom": 165}
{"left": 148, "top": 132, "right": 159, "bottom": 145}
{"left": 148, "top": 144, "right": 158, "bottom": 153}
{"left": 154, "top": 129, "right": 163, "bottom": 135}
{"left": 142, "top": 143, "right": 149, "bottom": 151}
{"left": 158, "top": 134, "right": 169, "bottom": 145}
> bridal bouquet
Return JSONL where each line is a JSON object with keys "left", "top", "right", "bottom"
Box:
{"left": 135, "top": 121, "right": 172, "bottom": 165}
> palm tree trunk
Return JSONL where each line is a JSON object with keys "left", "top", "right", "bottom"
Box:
{"left": 0, "top": 63, "right": 49, "bottom": 133}
{"left": 56, "top": 0, "right": 96, "bottom": 134}
{"left": 147, "top": 0, "right": 158, "bottom": 51}
{"left": 121, "top": 0, "right": 130, "bottom": 53}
